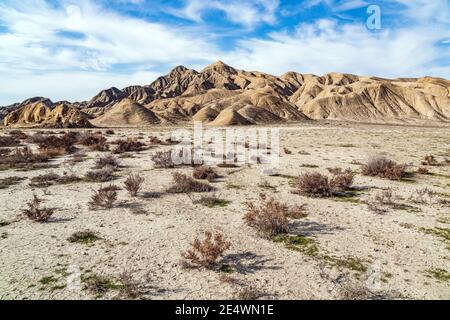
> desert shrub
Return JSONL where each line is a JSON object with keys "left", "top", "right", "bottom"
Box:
{"left": 149, "top": 136, "right": 163, "bottom": 145}
{"left": 30, "top": 172, "right": 80, "bottom": 188}
{"left": 374, "top": 189, "right": 394, "bottom": 205}
{"left": 284, "top": 148, "right": 292, "bottom": 155}
{"left": 152, "top": 150, "right": 175, "bottom": 168}
{"left": 193, "top": 166, "right": 219, "bottom": 182}
{"left": 417, "top": 167, "right": 429, "bottom": 175}
{"left": 105, "top": 130, "right": 115, "bottom": 135}
{"left": 117, "top": 272, "right": 141, "bottom": 300}
{"left": 422, "top": 155, "right": 439, "bottom": 166}
{"left": 245, "top": 197, "right": 293, "bottom": 237}
{"left": 83, "top": 274, "right": 116, "bottom": 296}
{"left": 182, "top": 231, "right": 231, "bottom": 268}
{"left": 0, "top": 147, "right": 50, "bottom": 168}
{"left": 124, "top": 173, "right": 145, "bottom": 197}
{"left": 88, "top": 185, "right": 118, "bottom": 209}
{"left": 167, "top": 172, "right": 214, "bottom": 193}
{"left": 78, "top": 132, "right": 109, "bottom": 151}
{"left": 330, "top": 168, "right": 355, "bottom": 190}
{"left": 94, "top": 155, "right": 120, "bottom": 170}
{"left": 361, "top": 156, "right": 406, "bottom": 180}
{"left": 0, "top": 136, "right": 20, "bottom": 147}
{"left": 295, "top": 172, "right": 333, "bottom": 197}
{"left": 30, "top": 172, "right": 60, "bottom": 188}
{"left": 113, "top": 138, "right": 145, "bottom": 154}
{"left": 35, "top": 133, "right": 78, "bottom": 154}
{"left": 0, "top": 176, "right": 26, "bottom": 190}
{"left": 85, "top": 166, "right": 115, "bottom": 182}
{"left": 22, "top": 195, "right": 55, "bottom": 223}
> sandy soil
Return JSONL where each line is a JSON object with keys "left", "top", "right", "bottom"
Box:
{"left": 0, "top": 122, "right": 449, "bottom": 300}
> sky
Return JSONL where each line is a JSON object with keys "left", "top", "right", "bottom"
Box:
{"left": 0, "top": 0, "right": 449, "bottom": 105}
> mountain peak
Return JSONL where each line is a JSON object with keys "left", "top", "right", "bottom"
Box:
{"left": 201, "top": 61, "right": 237, "bottom": 75}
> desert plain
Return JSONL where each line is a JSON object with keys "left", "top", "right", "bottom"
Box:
{"left": 0, "top": 121, "right": 449, "bottom": 300}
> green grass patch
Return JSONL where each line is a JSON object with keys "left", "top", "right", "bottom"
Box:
{"left": 219, "top": 264, "right": 234, "bottom": 273}
{"left": 426, "top": 268, "right": 450, "bottom": 282}
{"left": 273, "top": 234, "right": 319, "bottom": 257}
{"left": 421, "top": 227, "right": 450, "bottom": 242}
{"left": 67, "top": 231, "right": 101, "bottom": 245}
{"left": 39, "top": 276, "right": 58, "bottom": 285}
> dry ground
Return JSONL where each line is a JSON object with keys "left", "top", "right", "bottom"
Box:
{"left": 0, "top": 122, "right": 449, "bottom": 300}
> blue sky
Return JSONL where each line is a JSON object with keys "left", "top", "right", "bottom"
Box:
{"left": 0, "top": 0, "right": 449, "bottom": 104}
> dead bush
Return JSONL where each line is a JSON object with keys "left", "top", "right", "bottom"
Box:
{"left": 22, "top": 195, "right": 55, "bottom": 223}
{"left": 30, "top": 172, "right": 80, "bottom": 188}
{"left": 193, "top": 166, "right": 219, "bottom": 182}
{"left": 118, "top": 272, "right": 141, "bottom": 300}
{"left": 0, "top": 147, "right": 50, "bottom": 169}
{"left": 94, "top": 155, "right": 120, "bottom": 170}
{"left": 89, "top": 185, "right": 118, "bottom": 209}
{"left": 330, "top": 168, "right": 355, "bottom": 190}
{"left": 375, "top": 189, "right": 394, "bottom": 205}
{"left": 36, "top": 133, "right": 78, "bottom": 154}
{"left": 422, "top": 155, "right": 439, "bottom": 166}
{"left": 361, "top": 156, "right": 407, "bottom": 180}
{"left": 0, "top": 136, "right": 20, "bottom": 147}
{"left": 182, "top": 231, "right": 231, "bottom": 268}
{"left": 85, "top": 166, "right": 115, "bottom": 182}
{"left": 113, "top": 138, "right": 145, "bottom": 154}
{"left": 167, "top": 172, "right": 214, "bottom": 193}
{"left": 244, "top": 196, "right": 294, "bottom": 237}
{"left": 78, "top": 132, "right": 109, "bottom": 151}
{"left": 124, "top": 173, "right": 145, "bottom": 197}
{"left": 417, "top": 167, "right": 429, "bottom": 175}
{"left": 295, "top": 172, "right": 333, "bottom": 197}
{"left": 152, "top": 150, "right": 175, "bottom": 168}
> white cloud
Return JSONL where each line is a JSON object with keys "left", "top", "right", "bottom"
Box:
{"left": 170, "top": 0, "right": 279, "bottom": 28}
{"left": 226, "top": 19, "right": 450, "bottom": 78}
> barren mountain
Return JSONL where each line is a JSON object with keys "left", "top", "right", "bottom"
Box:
{"left": 91, "top": 99, "right": 160, "bottom": 127}
{"left": 4, "top": 101, "right": 93, "bottom": 128}
{"left": 2, "top": 61, "right": 449, "bottom": 127}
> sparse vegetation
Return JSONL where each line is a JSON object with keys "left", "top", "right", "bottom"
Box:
{"left": 0, "top": 147, "right": 50, "bottom": 170}
{"left": 152, "top": 150, "right": 175, "bottom": 168}
{"left": 193, "top": 166, "right": 219, "bottom": 182}
{"left": 94, "top": 155, "right": 120, "bottom": 170}
{"left": 0, "top": 176, "right": 26, "bottom": 189}
{"left": 191, "top": 194, "right": 230, "bottom": 208}
{"left": 422, "top": 155, "right": 439, "bottom": 166}
{"left": 85, "top": 166, "right": 115, "bottom": 182}
{"left": 78, "top": 132, "right": 109, "bottom": 151}
{"left": 124, "top": 173, "right": 145, "bottom": 197}
{"left": 113, "top": 138, "right": 145, "bottom": 154}
{"left": 245, "top": 195, "right": 307, "bottom": 237}
{"left": 22, "top": 195, "right": 55, "bottom": 223}
{"left": 67, "top": 231, "right": 101, "bottom": 245}
{"left": 117, "top": 272, "right": 141, "bottom": 299}
{"left": 0, "top": 136, "right": 20, "bottom": 147}
{"left": 425, "top": 268, "right": 450, "bottom": 282}
{"left": 83, "top": 274, "right": 118, "bottom": 297}
{"left": 182, "top": 231, "right": 231, "bottom": 268}
{"left": 295, "top": 172, "right": 333, "bottom": 197}
{"left": 361, "top": 156, "right": 407, "bottom": 180}
{"left": 89, "top": 185, "right": 118, "bottom": 209}
{"left": 167, "top": 172, "right": 214, "bottom": 193}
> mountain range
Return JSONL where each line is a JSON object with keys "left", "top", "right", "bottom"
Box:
{"left": 2, "top": 61, "right": 450, "bottom": 128}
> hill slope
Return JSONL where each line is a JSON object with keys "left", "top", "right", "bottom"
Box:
{"left": 3, "top": 61, "right": 449, "bottom": 127}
